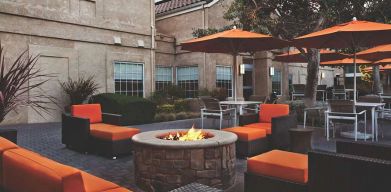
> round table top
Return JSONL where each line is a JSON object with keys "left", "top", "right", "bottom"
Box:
{"left": 219, "top": 101, "right": 262, "bottom": 105}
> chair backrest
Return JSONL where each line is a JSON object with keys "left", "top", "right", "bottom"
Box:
{"left": 317, "top": 85, "right": 327, "bottom": 91}
{"left": 358, "top": 95, "right": 382, "bottom": 103}
{"left": 333, "top": 85, "right": 345, "bottom": 92}
{"left": 248, "top": 95, "right": 268, "bottom": 103}
{"left": 199, "top": 97, "right": 221, "bottom": 110}
{"left": 71, "top": 104, "right": 102, "bottom": 123}
{"left": 259, "top": 104, "right": 290, "bottom": 123}
{"left": 292, "top": 84, "right": 305, "bottom": 93}
{"left": 328, "top": 100, "right": 355, "bottom": 113}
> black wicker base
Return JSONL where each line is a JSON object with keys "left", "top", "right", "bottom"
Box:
{"left": 245, "top": 172, "right": 307, "bottom": 192}
{"left": 90, "top": 137, "right": 133, "bottom": 158}
{"left": 236, "top": 138, "right": 269, "bottom": 158}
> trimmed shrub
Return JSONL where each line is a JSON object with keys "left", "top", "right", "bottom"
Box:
{"left": 91, "top": 93, "right": 156, "bottom": 125}
{"left": 174, "top": 99, "right": 190, "bottom": 112}
{"left": 175, "top": 112, "right": 189, "bottom": 120}
{"left": 157, "top": 104, "right": 175, "bottom": 113}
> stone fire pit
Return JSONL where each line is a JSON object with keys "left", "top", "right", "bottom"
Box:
{"left": 132, "top": 129, "right": 237, "bottom": 192}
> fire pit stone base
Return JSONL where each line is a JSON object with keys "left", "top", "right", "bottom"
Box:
{"left": 133, "top": 129, "right": 237, "bottom": 192}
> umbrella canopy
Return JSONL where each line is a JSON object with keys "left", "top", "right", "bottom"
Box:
{"left": 357, "top": 44, "right": 391, "bottom": 61}
{"left": 374, "top": 58, "right": 391, "bottom": 65}
{"left": 181, "top": 28, "right": 289, "bottom": 53}
{"left": 293, "top": 19, "right": 391, "bottom": 102}
{"left": 181, "top": 28, "right": 289, "bottom": 100}
{"left": 274, "top": 49, "right": 349, "bottom": 63}
{"left": 293, "top": 20, "right": 391, "bottom": 48}
{"left": 363, "top": 64, "right": 391, "bottom": 72}
{"left": 320, "top": 58, "right": 372, "bottom": 66}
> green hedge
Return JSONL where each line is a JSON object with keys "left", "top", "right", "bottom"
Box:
{"left": 91, "top": 93, "right": 156, "bottom": 125}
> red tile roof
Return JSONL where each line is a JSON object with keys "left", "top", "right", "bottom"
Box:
{"left": 156, "top": 0, "right": 208, "bottom": 15}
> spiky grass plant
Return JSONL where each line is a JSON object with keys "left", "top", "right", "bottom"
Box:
{"left": 0, "top": 44, "right": 56, "bottom": 122}
{"left": 60, "top": 75, "right": 100, "bottom": 105}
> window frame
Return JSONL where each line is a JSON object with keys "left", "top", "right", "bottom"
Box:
{"left": 271, "top": 69, "right": 282, "bottom": 96}
{"left": 176, "top": 65, "right": 199, "bottom": 98}
{"left": 113, "top": 61, "right": 145, "bottom": 97}
{"left": 216, "top": 65, "right": 233, "bottom": 97}
{"left": 155, "top": 66, "right": 174, "bottom": 92}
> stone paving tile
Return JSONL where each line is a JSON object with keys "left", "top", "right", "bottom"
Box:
{"left": 5, "top": 119, "right": 390, "bottom": 192}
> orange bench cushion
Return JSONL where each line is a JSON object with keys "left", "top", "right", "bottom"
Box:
{"left": 90, "top": 123, "right": 140, "bottom": 141}
{"left": 247, "top": 150, "right": 308, "bottom": 184}
{"left": 0, "top": 137, "right": 18, "bottom": 185}
{"left": 2, "top": 148, "right": 85, "bottom": 192}
{"left": 244, "top": 123, "right": 272, "bottom": 134}
{"left": 102, "top": 187, "right": 133, "bottom": 192}
{"left": 71, "top": 104, "right": 102, "bottom": 123}
{"left": 81, "top": 171, "right": 120, "bottom": 192}
{"left": 259, "top": 104, "right": 289, "bottom": 123}
{"left": 223, "top": 127, "right": 266, "bottom": 141}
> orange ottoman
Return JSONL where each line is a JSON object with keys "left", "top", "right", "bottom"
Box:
{"left": 223, "top": 127, "right": 268, "bottom": 157}
{"left": 245, "top": 150, "right": 308, "bottom": 192}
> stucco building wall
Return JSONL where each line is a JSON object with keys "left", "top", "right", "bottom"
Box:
{"left": 0, "top": 0, "right": 155, "bottom": 124}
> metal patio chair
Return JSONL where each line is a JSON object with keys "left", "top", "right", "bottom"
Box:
{"left": 316, "top": 85, "right": 327, "bottom": 101}
{"left": 243, "top": 95, "right": 268, "bottom": 113}
{"left": 332, "top": 85, "right": 347, "bottom": 99}
{"left": 325, "top": 100, "right": 366, "bottom": 141}
{"left": 291, "top": 84, "right": 305, "bottom": 101}
{"left": 200, "top": 97, "right": 236, "bottom": 130}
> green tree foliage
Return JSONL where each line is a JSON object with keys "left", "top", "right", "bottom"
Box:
{"left": 224, "top": 0, "right": 391, "bottom": 105}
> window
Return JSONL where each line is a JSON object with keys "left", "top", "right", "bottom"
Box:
{"left": 176, "top": 66, "right": 199, "bottom": 98}
{"left": 114, "top": 61, "right": 144, "bottom": 97}
{"left": 271, "top": 69, "right": 282, "bottom": 95}
{"left": 216, "top": 66, "right": 232, "bottom": 97}
{"left": 155, "top": 66, "right": 173, "bottom": 91}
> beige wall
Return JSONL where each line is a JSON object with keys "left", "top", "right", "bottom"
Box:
{"left": 0, "top": 0, "right": 155, "bottom": 124}
{"left": 156, "top": 0, "right": 246, "bottom": 98}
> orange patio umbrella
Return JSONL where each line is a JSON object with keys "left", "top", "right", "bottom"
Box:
{"left": 320, "top": 58, "right": 372, "bottom": 66}
{"left": 181, "top": 27, "right": 289, "bottom": 100}
{"left": 293, "top": 18, "right": 391, "bottom": 102}
{"left": 374, "top": 58, "right": 391, "bottom": 66}
{"left": 274, "top": 49, "right": 349, "bottom": 63}
{"left": 363, "top": 64, "right": 391, "bottom": 72}
{"left": 357, "top": 44, "right": 391, "bottom": 61}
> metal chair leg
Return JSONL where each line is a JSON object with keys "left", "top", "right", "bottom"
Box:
{"left": 304, "top": 110, "right": 307, "bottom": 128}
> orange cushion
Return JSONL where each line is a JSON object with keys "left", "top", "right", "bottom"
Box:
{"left": 3, "top": 148, "right": 85, "bottom": 192}
{"left": 81, "top": 171, "right": 120, "bottom": 192}
{"left": 0, "top": 137, "right": 18, "bottom": 185}
{"left": 259, "top": 104, "right": 289, "bottom": 123}
{"left": 71, "top": 104, "right": 102, "bottom": 123}
{"left": 223, "top": 127, "right": 266, "bottom": 141}
{"left": 90, "top": 123, "right": 140, "bottom": 141}
{"left": 247, "top": 150, "right": 308, "bottom": 184}
{"left": 102, "top": 187, "right": 133, "bottom": 192}
{"left": 244, "top": 123, "right": 272, "bottom": 134}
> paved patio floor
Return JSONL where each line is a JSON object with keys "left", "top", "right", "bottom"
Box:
{"left": 1, "top": 118, "right": 391, "bottom": 192}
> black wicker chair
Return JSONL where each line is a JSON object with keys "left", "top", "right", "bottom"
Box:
{"left": 245, "top": 141, "right": 391, "bottom": 192}
{"left": 62, "top": 104, "right": 140, "bottom": 159}
{"left": 308, "top": 140, "right": 391, "bottom": 192}
{"left": 239, "top": 104, "right": 297, "bottom": 151}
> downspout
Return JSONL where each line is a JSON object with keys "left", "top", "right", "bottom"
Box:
{"left": 202, "top": 3, "right": 206, "bottom": 90}
{"left": 150, "top": 0, "right": 156, "bottom": 96}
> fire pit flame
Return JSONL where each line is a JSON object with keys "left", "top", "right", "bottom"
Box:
{"left": 161, "top": 125, "right": 206, "bottom": 141}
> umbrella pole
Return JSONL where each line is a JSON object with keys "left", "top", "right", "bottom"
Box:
{"left": 354, "top": 50, "right": 357, "bottom": 103}
{"left": 232, "top": 54, "right": 237, "bottom": 101}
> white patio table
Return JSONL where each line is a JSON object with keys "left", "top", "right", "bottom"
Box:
{"left": 339, "top": 102, "right": 385, "bottom": 141}
{"left": 219, "top": 101, "right": 262, "bottom": 115}
{"left": 355, "top": 102, "right": 385, "bottom": 141}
